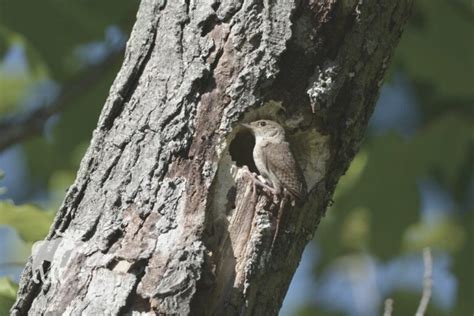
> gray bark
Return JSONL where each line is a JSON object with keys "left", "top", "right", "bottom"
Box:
{"left": 12, "top": 0, "right": 413, "bottom": 315}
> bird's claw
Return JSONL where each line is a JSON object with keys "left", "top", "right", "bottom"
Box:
{"left": 241, "top": 168, "right": 281, "bottom": 203}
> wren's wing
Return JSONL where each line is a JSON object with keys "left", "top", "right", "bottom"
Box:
{"left": 262, "top": 141, "right": 307, "bottom": 201}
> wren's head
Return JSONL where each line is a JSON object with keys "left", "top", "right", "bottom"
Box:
{"left": 241, "top": 120, "right": 286, "bottom": 143}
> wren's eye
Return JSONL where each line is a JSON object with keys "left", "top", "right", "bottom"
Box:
{"left": 259, "top": 121, "right": 267, "bottom": 127}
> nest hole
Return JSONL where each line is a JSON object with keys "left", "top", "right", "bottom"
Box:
{"left": 228, "top": 128, "right": 258, "bottom": 174}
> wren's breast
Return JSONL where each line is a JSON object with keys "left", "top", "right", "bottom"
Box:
{"left": 253, "top": 142, "right": 269, "bottom": 180}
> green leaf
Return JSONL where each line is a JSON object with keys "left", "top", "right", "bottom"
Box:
{"left": 453, "top": 208, "right": 474, "bottom": 316}
{"left": 395, "top": 0, "right": 474, "bottom": 99}
{"left": 0, "top": 277, "right": 18, "bottom": 316}
{"left": 0, "top": 202, "right": 54, "bottom": 242}
{"left": 403, "top": 217, "right": 466, "bottom": 252}
{"left": 340, "top": 207, "right": 371, "bottom": 251}
{"left": 333, "top": 151, "right": 369, "bottom": 200}
{"left": 408, "top": 114, "right": 473, "bottom": 189}
{"left": 322, "top": 114, "right": 473, "bottom": 262}
{"left": 337, "top": 133, "right": 421, "bottom": 260}
{"left": 0, "top": 0, "right": 138, "bottom": 79}
{"left": 0, "top": 26, "right": 49, "bottom": 115}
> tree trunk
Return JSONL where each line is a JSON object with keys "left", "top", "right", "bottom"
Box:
{"left": 12, "top": 0, "right": 413, "bottom": 315}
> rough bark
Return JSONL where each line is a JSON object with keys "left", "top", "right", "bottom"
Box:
{"left": 12, "top": 0, "right": 413, "bottom": 315}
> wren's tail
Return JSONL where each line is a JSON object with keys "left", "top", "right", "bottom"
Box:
{"left": 271, "top": 194, "right": 290, "bottom": 249}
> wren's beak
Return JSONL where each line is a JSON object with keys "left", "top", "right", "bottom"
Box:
{"left": 240, "top": 123, "right": 252, "bottom": 130}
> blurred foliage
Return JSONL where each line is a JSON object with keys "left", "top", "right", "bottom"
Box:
{"left": 0, "top": 0, "right": 472, "bottom": 315}
{"left": 326, "top": 114, "right": 472, "bottom": 260}
{"left": 0, "top": 0, "right": 137, "bottom": 78}
{"left": 403, "top": 217, "right": 466, "bottom": 253}
{"left": 0, "top": 278, "right": 17, "bottom": 316}
{"left": 0, "top": 202, "right": 53, "bottom": 242}
{"left": 0, "top": 27, "right": 49, "bottom": 115}
{"left": 25, "top": 64, "right": 120, "bottom": 182}
{"left": 0, "top": 0, "right": 136, "bottom": 194}
{"left": 394, "top": 0, "right": 473, "bottom": 99}
{"left": 301, "top": 0, "right": 474, "bottom": 315}
{"left": 0, "top": 170, "right": 4, "bottom": 196}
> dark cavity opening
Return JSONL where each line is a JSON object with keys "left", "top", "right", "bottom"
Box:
{"left": 229, "top": 129, "right": 258, "bottom": 174}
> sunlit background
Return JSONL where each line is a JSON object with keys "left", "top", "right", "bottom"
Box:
{"left": 0, "top": 1, "right": 472, "bottom": 315}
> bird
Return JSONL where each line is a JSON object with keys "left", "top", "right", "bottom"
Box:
{"left": 241, "top": 120, "right": 307, "bottom": 203}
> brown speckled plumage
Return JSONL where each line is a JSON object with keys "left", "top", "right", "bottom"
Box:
{"left": 243, "top": 120, "right": 307, "bottom": 201}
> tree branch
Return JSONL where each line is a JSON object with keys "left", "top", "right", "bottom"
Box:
{"left": 383, "top": 298, "right": 394, "bottom": 316}
{"left": 0, "top": 49, "right": 124, "bottom": 152}
{"left": 415, "top": 247, "right": 433, "bottom": 316}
